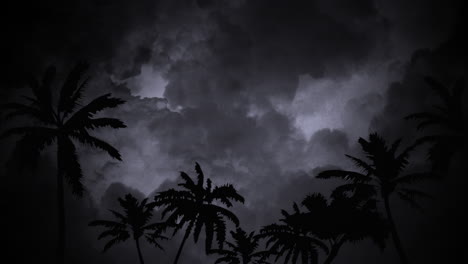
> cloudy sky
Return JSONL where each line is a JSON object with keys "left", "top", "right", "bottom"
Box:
{"left": 2, "top": 0, "right": 467, "bottom": 263}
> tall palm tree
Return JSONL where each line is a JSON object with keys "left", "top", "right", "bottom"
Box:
{"left": 89, "top": 193, "right": 167, "bottom": 264}
{"left": 0, "top": 62, "right": 126, "bottom": 264}
{"left": 300, "top": 193, "right": 387, "bottom": 264}
{"left": 153, "top": 162, "right": 245, "bottom": 264}
{"left": 260, "top": 203, "right": 329, "bottom": 264}
{"left": 209, "top": 227, "right": 271, "bottom": 264}
{"left": 406, "top": 76, "right": 467, "bottom": 171}
{"left": 317, "top": 133, "right": 435, "bottom": 264}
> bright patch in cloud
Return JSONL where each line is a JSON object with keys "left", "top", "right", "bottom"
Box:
{"left": 127, "top": 64, "right": 168, "bottom": 98}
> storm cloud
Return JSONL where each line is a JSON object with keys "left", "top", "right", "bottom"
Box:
{"left": 2, "top": 0, "right": 467, "bottom": 263}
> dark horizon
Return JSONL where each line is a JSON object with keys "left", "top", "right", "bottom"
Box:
{"left": 1, "top": 0, "right": 467, "bottom": 263}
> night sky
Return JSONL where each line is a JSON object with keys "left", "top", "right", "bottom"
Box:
{"left": 2, "top": 0, "right": 467, "bottom": 263}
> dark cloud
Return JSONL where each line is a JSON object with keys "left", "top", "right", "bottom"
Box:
{"left": 2, "top": 0, "right": 466, "bottom": 263}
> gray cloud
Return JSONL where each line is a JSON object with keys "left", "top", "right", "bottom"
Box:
{"left": 2, "top": 0, "right": 466, "bottom": 263}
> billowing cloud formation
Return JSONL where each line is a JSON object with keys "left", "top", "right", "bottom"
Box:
{"left": 2, "top": 0, "right": 466, "bottom": 263}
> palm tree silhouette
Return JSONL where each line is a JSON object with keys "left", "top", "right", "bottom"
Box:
{"left": 153, "top": 162, "right": 245, "bottom": 264}
{"left": 317, "top": 133, "right": 435, "bottom": 264}
{"left": 209, "top": 227, "right": 271, "bottom": 264}
{"left": 301, "top": 193, "right": 388, "bottom": 264}
{"left": 260, "top": 202, "right": 329, "bottom": 264}
{"left": 0, "top": 62, "right": 126, "bottom": 264}
{"left": 89, "top": 193, "right": 167, "bottom": 264}
{"left": 406, "top": 76, "right": 466, "bottom": 171}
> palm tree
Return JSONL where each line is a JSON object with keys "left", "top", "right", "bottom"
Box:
{"left": 260, "top": 202, "right": 329, "bottom": 264}
{"left": 209, "top": 227, "right": 271, "bottom": 264}
{"left": 89, "top": 193, "right": 167, "bottom": 264}
{"left": 153, "top": 162, "right": 245, "bottom": 264}
{"left": 406, "top": 76, "right": 467, "bottom": 171}
{"left": 0, "top": 62, "right": 126, "bottom": 264}
{"left": 317, "top": 133, "right": 435, "bottom": 264}
{"left": 300, "top": 193, "right": 387, "bottom": 264}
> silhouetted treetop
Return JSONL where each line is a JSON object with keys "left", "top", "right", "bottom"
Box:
{"left": 317, "top": 132, "right": 437, "bottom": 264}
{"left": 154, "top": 162, "right": 245, "bottom": 264}
{"left": 1, "top": 62, "right": 126, "bottom": 187}
{"left": 260, "top": 201, "right": 329, "bottom": 264}
{"left": 209, "top": 227, "right": 271, "bottom": 264}
{"left": 89, "top": 193, "right": 167, "bottom": 264}
{"left": 406, "top": 76, "right": 467, "bottom": 171}
{"left": 0, "top": 62, "right": 126, "bottom": 264}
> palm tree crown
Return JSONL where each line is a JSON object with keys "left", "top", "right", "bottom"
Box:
{"left": 89, "top": 193, "right": 167, "bottom": 264}
{"left": 153, "top": 162, "right": 245, "bottom": 264}
{"left": 317, "top": 133, "right": 433, "bottom": 208}
{"left": 260, "top": 202, "right": 329, "bottom": 264}
{"left": 0, "top": 62, "right": 126, "bottom": 264}
{"left": 406, "top": 76, "right": 467, "bottom": 171}
{"left": 406, "top": 76, "right": 465, "bottom": 132}
{"left": 317, "top": 133, "right": 435, "bottom": 264}
{"left": 209, "top": 227, "right": 270, "bottom": 264}
{"left": 300, "top": 193, "right": 388, "bottom": 264}
{"left": 1, "top": 62, "right": 126, "bottom": 195}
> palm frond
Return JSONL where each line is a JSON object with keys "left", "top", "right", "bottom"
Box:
{"left": 301, "top": 193, "right": 328, "bottom": 213}
{"left": 345, "top": 155, "right": 374, "bottom": 174}
{"left": 210, "top": 184, "right": 245, "bottom": 207}
{"left": 65, "top": 93, "right": 125, "bottom": 127}
{"left": 75, "top": 118, "right": 126, "bottom": 131}
{"left": 405, "top": 112, "right": 451, "bottom": 130}
{"left": 195, "top": 162, "right": 204, "bottom": 187}
{"left": 394, "top": 140, "right": 423, "bottom": 173}
{"left": 70, "top": 133, "right": 122, "bottom": 160}
{"left": 109, "top": 209, "right": 127, "bottom": 222}
{"left": 213, "top": 215, "right": 227, "bottom": 250}
{"left": 103, "top": 233, "right": 130, "bottom": 252}
{"left": 178, "top": 171, "right": 196, "bottom": 190}
{"left": 58, "top": 62, "right": 89, "bottom": 117}
{"left": 359, "top": 133, "right": 387, "bottom": 158}
{"left": 210, "top": 205, "right": 240, "bottom": 226}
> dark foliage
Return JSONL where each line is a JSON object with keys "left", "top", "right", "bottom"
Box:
{"left": 89, "top": 193, "right": 167, "bottom": 264}
{"left": 153, "top": 162, "right": 245, "bottom": 264}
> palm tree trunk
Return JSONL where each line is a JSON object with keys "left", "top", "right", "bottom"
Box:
{"left": 135, "top": 238, "right": 145, "bottom": 264}
{"left": 57, "top": 151, "right": 65, "bottom": 264}
{"left": 173, "top": 223, "right": 193, "bottom": 264}
{"left": 383, "top": 195, "right": 409, "bottom": 264}
{"left": 323, "top": 238, "right": 346, "bottom": 264}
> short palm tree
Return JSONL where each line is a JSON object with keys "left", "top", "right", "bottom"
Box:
{"left": 260, "top": 203, "right": 329, "bottom": 264}
{"left": 89, "top": 193, "right": 167, "bottom": 264}
{"left": 209, "top": 227, "right": 271, "bottom": 264}
{"left": 0, "top": 62, "right": 126, "bottom": 264}
{"left": 317, "top": 133, "right": 435, "bottom": 264}
{"left": 153, "top": 162, "right": 245, "bottom": 264}
{"left": 301, "top": 193, "right": 387, "bottom": 264}
{"left": 406, "top": 76, "right": 467, "bottom": 171}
